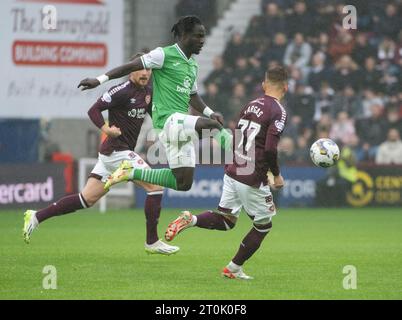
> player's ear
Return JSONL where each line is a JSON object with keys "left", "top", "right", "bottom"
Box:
{"left": 262, "top": 81, "right": 266, "bottom": 91}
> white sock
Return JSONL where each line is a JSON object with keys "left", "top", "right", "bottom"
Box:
{"left": 227, "top": 261, "right": 241, "bottom": 272}
{"left": 190, "top": 215, "right": 197, "bottom": 226}
{"left": 32, "top": 212, "right": 39, "bottom": 228}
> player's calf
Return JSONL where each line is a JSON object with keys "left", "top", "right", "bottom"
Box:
{"left": 195, "top": 210, "right": 236, "bottom": 230}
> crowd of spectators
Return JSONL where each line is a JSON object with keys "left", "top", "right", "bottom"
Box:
{"left": 200, "top": 0, "right": 402, "bottom": 165}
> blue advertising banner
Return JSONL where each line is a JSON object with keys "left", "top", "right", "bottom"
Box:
{"left": 278, "top": 166, "right": 327, "bottom": 207}
{"left": 135, "top": 165, "right": 402, "bottom": 208}
{"left": 135, "top": 166, "right": 225, "bottom": 209}
{"left": 135, "top": 166, "right": 327, "bottom": 209}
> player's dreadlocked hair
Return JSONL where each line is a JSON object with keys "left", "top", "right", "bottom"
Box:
{"left": 171, "top": 15, "right": 203, "bottom": 39}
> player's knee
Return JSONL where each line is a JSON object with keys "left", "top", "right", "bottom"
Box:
{"left": 175, "top": 176, "right": 193, "bottom": 191}
{"left": 253, "top": 221, "right": 272, "bottom": 233}
{"left": 223, "top": 216, "right": 236, "bottom": 230}
{"left": 176, "top": 181, "right": 193, "bottom": 191}
{"left": 80, "top": 193, "right": 95, "bottom": 207}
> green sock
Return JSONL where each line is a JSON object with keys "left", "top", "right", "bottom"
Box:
{"left": 132, "top": 168, "right": 178, "bottom": 190}
{"left": 214, "top": 128, "right": 233, "bottom": 151}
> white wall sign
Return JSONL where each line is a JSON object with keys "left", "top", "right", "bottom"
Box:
{"left": 0, "top": 0, "right": 124, "bottom": 118}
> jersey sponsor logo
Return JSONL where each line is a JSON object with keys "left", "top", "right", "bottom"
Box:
{"left": 101, "top": 92, "right": 112, "bottom": 103}
{"left": 176, "top": 85, "right": 191, "bottom": 95}
{"left": 275, "top": 120, "right": 285, "bottom": 132}
{"left": 128, "top": 108, "right": 146, "bottom": 119}
{"left": 176, "top": 76, "right": 192, "bottom": 95}
{"left": 145, "top": 95, "right": 151, "bottom": 105}
{"left": 130, "top": 98, "right": 136, "bottom": 104}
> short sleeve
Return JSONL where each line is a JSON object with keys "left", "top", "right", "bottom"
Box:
{"left": 190, "top": 80, "right": 198, "bottom": 95}
{"left": 140, "top": 47, "right": 165, "bottom": 69}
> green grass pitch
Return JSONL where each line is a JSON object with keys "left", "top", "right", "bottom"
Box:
{"left": 0, "top": 208, "right": 401, "bottom": 300}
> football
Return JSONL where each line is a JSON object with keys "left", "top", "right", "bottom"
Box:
{"left": 310, "top": 138, "right": 340, "bottom": 168}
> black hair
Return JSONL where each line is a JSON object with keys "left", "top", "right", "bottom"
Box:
{"left": 171, "top": 15, "right": 203, "bottom": 39}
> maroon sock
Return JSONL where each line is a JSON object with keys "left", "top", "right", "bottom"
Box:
{"left": 144, "top": 193, "right": 163, "bottom": 245}
{"left": 36, "top": 193, "right": 87, "bottom": 223}
{"left": 232, "top": 223, "right": 271, "bottom": 266}
{"left": 195, "top": 210, "right": 234, "bottom": 230}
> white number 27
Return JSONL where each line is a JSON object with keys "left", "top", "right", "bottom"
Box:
{"left": 237, "top": 119, "right": 261, "bottom": 152}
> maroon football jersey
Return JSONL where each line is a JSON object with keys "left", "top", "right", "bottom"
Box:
{"left": 88, "top": 80, "right": 152, "bottom": 155}
{"left": 225, "top": 95, "right": 287, "bottom": 187}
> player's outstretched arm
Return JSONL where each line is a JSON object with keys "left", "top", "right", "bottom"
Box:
{"left": 190, "top": 93, "right": 224, "bottom": 125}
{"left": 78, "top": 57, "right": 144, "bottom": 91}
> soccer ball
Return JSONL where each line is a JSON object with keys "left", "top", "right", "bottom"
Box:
{"left": 310, "top": 138, "right": 340, "bottom": 168}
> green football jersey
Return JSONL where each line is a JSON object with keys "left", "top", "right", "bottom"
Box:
{"left": 140, "top": 44, "right": 199, "bottom": 129}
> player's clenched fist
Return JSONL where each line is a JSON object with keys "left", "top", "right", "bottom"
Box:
{"left": 101, "top": 124, "right": 122, "bottom": 138}
{"left": 210, "top": 112, "right": 224, "bottom": 126}
{"left": 78, "top": 78, "right": 100, "bottom": 90}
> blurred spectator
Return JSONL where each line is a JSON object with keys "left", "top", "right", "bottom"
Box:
{"left": 308, "top": 51, "right": 331, "bottom": 91}
{"left": 375, "top": 128, "right": 402, "bottom": 165}
{"left": 223, "top": 32, "right": 250, "bottom": 68}
{"left": 284, "top": 33, "right": 312, "bottom": 75}
{"left": 278, "top": 136, "right": 297, "bottom": 163}
{"left": 331, "top": 55, "right": 360, "bottom": 91}
{"left": 287, "top": 84, "right": 315, "bottom": 128}
{"left": 360, "top": 56, "right": 382, "bottom": 91}
{"left": 262, "top": 2, "right": 286, "bottom": 38}
{"left": 286, "top": 1, "right": 314, "bottom": 37}
{"left": 373, "top": 3, "right": 401, "bottom": 39}
{"left": 313, "top": 84, "right": 334, "bottom": 122}
{"left": 386, "top": 106, "right": 402, "bottom": 137}
{"left": 315, "top": 113, "right": 332, "bottom": 139}
{"left": 352, "top": 33, "right": 377, "bottom": 67}
{"left": 331, "top": 86, "right": 363, "bottom": 118}
{"left": 328, "top": 28, "right": 355, "bottom": 62}
{"left": 294, "top": 135, "right": 310, "bottom": 163}
{"left": 226, "top": 83, "right": 248, "bottom": 120}
{"left": 329, "top": 111, "right": 358, "bottom": 146}
{"left": 356, "top": 104, "right": 388, "bottom": 161}
{"left": 378, "top": 37, "right": 397, "bottom": 64}
{"left": 265, "top": 32, "right": 288, "bottom": 65}
{"left": 361, "top": 89, "right": 384, "bottom": 119}
{"left": 232, "top": 57, "right": 255, "bottom": 93}
{"left": 201, "top": 83, "right": 228, "bottom": 114}
{"left": 283, "top": 114, "right": 303, "bottom": 138}
{"left": 203, "top": 55, "right": 232, "bottom": 96}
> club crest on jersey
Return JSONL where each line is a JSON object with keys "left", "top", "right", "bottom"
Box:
{"left": 183, "top": 77, "right": 191, "bottom": 89}
{"left": 145, "top": 95, "right": 151, "bottom": 105}
{"left": 128, "top": 152, "right": 136, "bottom": 159}
{"left": 275, "top": 120, "right": 285, "bottom": 132}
